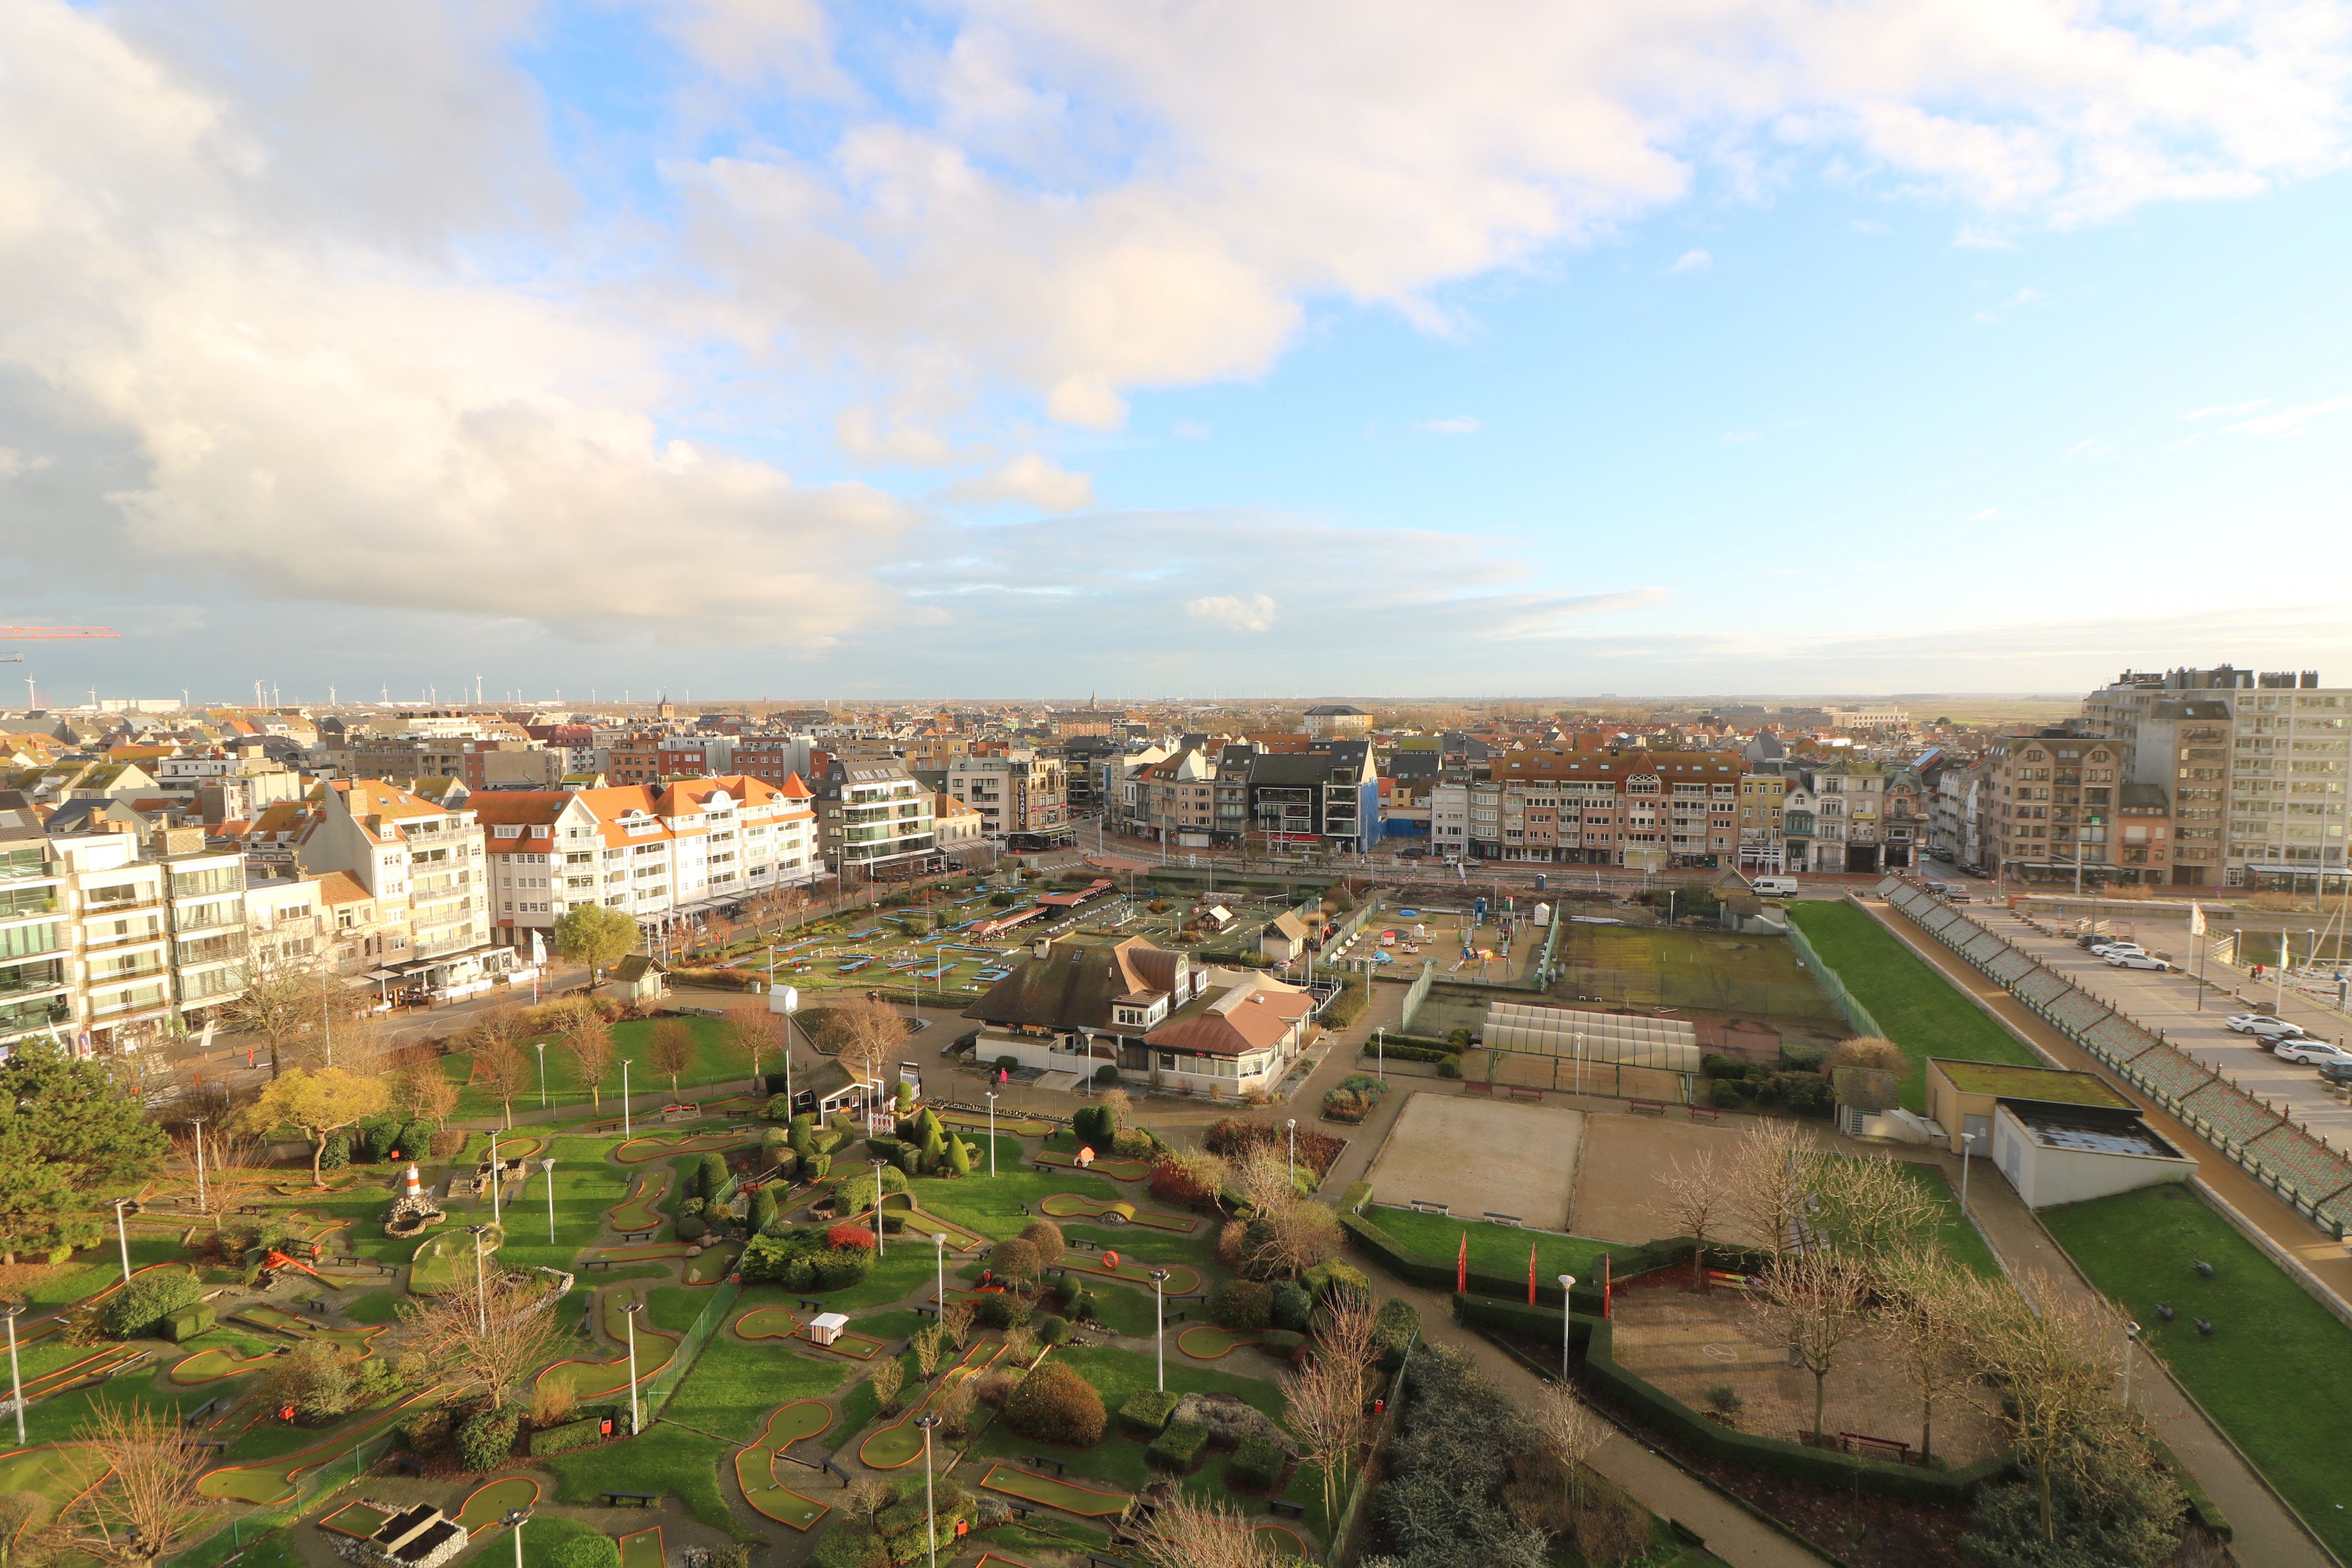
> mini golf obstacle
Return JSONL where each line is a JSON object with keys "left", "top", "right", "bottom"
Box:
{"left": 608, "top": 1170, "right": 671, "bottom": 1234}
{"left": 868, "top": 1195, "right": 989, "bottom": 1252}
{"left": 168, "top": 1344, "right": 282, "bottom": 1386}
{"left": 1176, "top": 1325, "right": 1266, "bottom": 1360}
{"left": 534, "top": 1289, "right": 679, "bottom": 1401}
{"left": 938, "top": 1109, "right": 1056, "bottom": 1138}
{"left": 587, "top": 1242, "right": 695, "bottom": 1266}
{"left": 196, "top": 1386, "right": 442, "bottom": 1505}
{"left": 17, "top": 1344, "right": 145, "bottom": 1400}
{"left": 798, "top": 1324, "right": 885, "bottom": 1361}
{"left": 978, "top": 1464, "right": 1133, "bottom": 1518}
{"left": 733, "top": 1305, "right": 802, "bottom": 1341}
{"left": 1036, "top": 1193, "right": 1200, "bottom": 1233}
{"left": 857, "top": 1341, "right": 1005, "bottom": 1469}
{"left": 453, "top": 1476, "right": 541, "bottom": 1535}
{"left": 733, "top": 1402, "right": 835, "bottom": 1530}
{"left": 616, "top": 1129, "right": 744, "bottom": 1165}
{"left": 231, "top": 1305, "right": 387, "bottom": 1356}
{"left": 1057, "top": 1252, "right": 1203, "bottom": 1298}
{"left": 682, "top": 1245, "right": 740, "bottom": 1285}
{"left": 319, "top": 1501, "right": 394, "bottom": 1538}
{"left": 618, "top": 1525, "right": 664, "bottom": 1568}
{"left": 1034, "top": 1150, "right": 1149, "bottom": 1182}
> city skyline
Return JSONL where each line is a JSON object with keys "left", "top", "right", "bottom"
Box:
{"left": 5, "top": 1, "right": 2350, "bottom": 698}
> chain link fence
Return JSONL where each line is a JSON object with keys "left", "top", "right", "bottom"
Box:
{"left": 641, "top": 1280, "right": 741, "bottom": 1422}
{"left": 169, "top": 1430, "right": 400, "bottom": 1568}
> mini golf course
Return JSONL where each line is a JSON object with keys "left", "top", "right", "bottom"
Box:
{"left": 682, "top": 1246, "right": 740, "bottom": 1285}
{"left": 978, "top": 1464, "right": 1134, "bottom": 1518}
{"left": 858, "top": 1341, "right": 1005, "bottom": 1469}
{"left": 197, "top": 1386, "right": 442, "bottom": 1504}
{"left": 619, "top": 1525, "right": 665, "bottom": 1568}
{"left": 1034, "top": 1151, "right": 1149, "bottom": 1182}
{"left": 453, "top": 1476, "right": 541, "bottom": 1534}
{"left": 170, "top": 1344, "right": 284, "bottom": 1384}
{"left": 869, "top": 1197, "right": 990, "bottom": 1252}
{"left": 232, "top": 1305, "right": 387, "bottom": 1355}
{"left": 1037, "top": 1193, "right": 1200, "bottom": 1233}
{"left": 83, "top": 1260, "right": 197, "bottom": 1309}
{"left": 18, "top": 1344, "right": 143, "bottom": 1399}
{"left": 1059, "top": 1253, "right": 1203, "bottom": 1298}
{"left": 408, "top": 1226, "right": 502, "bottom": 1293}
{"left": 589, "top": 1242, "right": 696, "bottom": 1265}
{"left": 798, "top": 1325, "right": 884, "bottom": 1360}
{"left": 319, "top": 1501, "right": 394, "bottom": 1538}
{"left": 535, "top": 1289, "right": 679, "bottom": 1400}
{"left": 616, "top": 1130, "right": 744, "bottom": 1164}
{"left": 940, "top": 1110, "right": 1057, "bottom": 1138}
{"left": 734, "top": 1402, "right": 835, "bottom": 1530}
{"left": 1176, "top": 1325, "right": 1266, "bottom": 1360}
{"left": 1253, "top": 1523, "right": 1311, "bottom": 1557}
{"left": 0, "top": 1443, "right": 107, "bottom": 1526}
{"left": 609, "top": 1170, "right": 670, "bottom": 1233}
{"left": 733, "top": 1305, "right": 803, "bottom": 1341}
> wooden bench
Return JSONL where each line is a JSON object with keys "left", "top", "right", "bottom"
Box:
{"left": 238, "top": 1204, "right": 266, "bottom": 1217}
{"left": 1628, "top": 1099, "right": 1666, "bottom": 1117}
{"left": 798, "top": 1298, "right": 824, "bottom": 1312}
{"left": 601, "top": 1491, "right": 658, "bottom": 1508}
{"left": 1506, "top": 1085, "right": 1542, "bottom": 1103}
{"left": 1461, "top": 1080, "right": 1494, "bottom": 1095}
{"left": 1023, "top": 1454, "right": 1068, "bottom": 1475}
{"left": 1267, "top": 1498, "right": 1306, "bottom": 1519}
{"left": 616, "top": 1227, "right": 658, "bottom": 1244}
{"left": 584, "top": 1259, "right": 617, "bottom": 1272}
{"left": 1839, "top": 1432, "right": 1915, "bottom": 1465}
{"left": 1687, "top": 1103, "right": 1720, "bottom": 1123}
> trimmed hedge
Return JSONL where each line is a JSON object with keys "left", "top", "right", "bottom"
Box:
{"left": 1148, "top": 1422, "right": 1211, "bottom": 1473}
{"left": 164, "top": 1303, "right": 215, "bottom": 1342}
{"left": 1366, "top": 1041, "right": 1459, "bottom": 1065}
{"left": 1229, "top": 1435, "right": 1285, "bottom": 1489}
{"left": 530, "top": 1414, "right": 612, "bottom": 1456}
{"left": 1119, "top": 1389, "right": 1180, "bottom": 1436}
{"left": 102, "top": 1270, "right": 205, "bottom": 1340}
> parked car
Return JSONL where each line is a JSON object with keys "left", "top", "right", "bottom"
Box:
{"left": 1752, "top": 876, "right": 1801, "bottom": 897}
{"left": 2103, "top": 952, "right": 2171, "bottom": 971}
{"left": 2318, "top": 1060, "right": 2352, "bottom": 1085}
{"left": 1945, "top": 889, "right": 1971, "bottom": 903}
{"left": 2088, "top": 942, "right": 2145, "bottom": 959}
{"left": 2226, "top": 1013, "right": 2307, "bottom": 1038}
{"left": 2275, "top": 1040, "right": 2352, "bottom": 1067}
{"left": 1923, "top": 880, "right": 1947, "bottom": 893}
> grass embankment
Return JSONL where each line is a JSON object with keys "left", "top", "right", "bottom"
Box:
{"left": 1368, "top": 1206, "right": 1639, "bottom": 1283}
{"left": 2042, "top": 1184, "right": 2352, "bottom": 1562}
{"left": 440, "top": 1015, "right": 762, "bottom": 1119}
{"left": 1785, "top": 901, "right": 2041, "bottom": 1110}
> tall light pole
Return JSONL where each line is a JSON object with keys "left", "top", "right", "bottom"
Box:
{"left": 1960, "top": 1130, "right": 1981, "bottom": 1213}
{"left": 932, "top": 1232, "right": 948, "bottom": 1312}
{"left": 4, "top": 1304, "right": 24, "bottom": 1446}
{"left": 468, "top": 1224, "right": 491, "bottom": 1334}
{"left": 915, "top": 1414, "right": 941, "bottom": 1568}
{"left": 985, "top": 1090, "right": 998, "bottom": 1177}
{"left": 1151, "top": 1269, "right": 1170, "bottom": 1391}
{"left": 112, "top": 1198, "right": 133, "bottom": 1283}
{"left": 623, "top": 1300, "right": 643, "bottom": 1434}
{"left": 1375, "top": 1026, "right": 1384, "bottom": 1083}
{"left": 503, "top": 1508, "right": 531, "bottom": 1568}
{"left": 192, "top": 1115, "right": 208, "bottom": 1214}
{"left": 534, "top": 1041, "right": 547, "bottom": 1109}
{"left": 621, "top": 1058, "right": 633, "bottom": 1141}
{"left": 777, "top": 986, "right": 801, "bottom": 1114}
{"left": 1285, "top": 1118, "right": 1296, "bottom": 1192}
{"left": 1557, "top": 1274, "right": 1577, "bottom": 1377}
{"left": 871, "top": 1160, "right": 887, "bottom": 1256}
{"left": 542, "top": 1158, "right": 557, "bottom": 1244}
{"left": 488, "top": 1129, "right": 502, "bottom": 1225}
{"left": 2121, "top": 1320, "right": 2141, "bottom": 1408}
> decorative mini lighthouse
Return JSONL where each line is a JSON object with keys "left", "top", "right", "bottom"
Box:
{"left": 404, "top": 1163, "right": 423, "bottom": 1198}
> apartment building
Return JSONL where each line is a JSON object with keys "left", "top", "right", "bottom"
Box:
{"left": 1736, "top": 773, "right": 1788, "bottom": 872}
{"left": 0, "top": 797, "right": 71, "bottom": 1051}
{"left": 1979, "top": 731, "right": 2126, "bottom": 884}
{"left": 1302, "top": 704, "right": 1374, "bottom": 739}
{"left": 469, "top": 775, "right": 820, "bottom": 946}
{"left": 282, "top": 779, "right": 494, "bottom": 968}
{"left": 1130, "top": 749, "right": 1220, "bottom": 847}
{"left": 1433, "top": 750, "right": 1741, "bottom": 868}
{"left": 812, "top": 759, "right": 939, "bottom": 878}
{"left": 944, "top": 751, "right": 1072, "bottom": 850}
{"left": 1247, "top": 741, "right": 1379, "bottom": 853}
{"left": 1778, "top": 762, "right": 1894, "bottom": 874}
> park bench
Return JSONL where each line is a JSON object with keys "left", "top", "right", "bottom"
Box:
{"left": 1687, "top": 1103, "right": 1720, "bottom": 1123}
{"left": 184, "top": 1397, "right": 227, "bottom": 1427}
{"left": 1628, "top": 1099, "right": 1666, "bottom": 1117}
{"left": 1069, "top": 1237, "right": 1099, "bottom": 1251}
{"left": 602, "top": 1492, "right": 659, "bottom": 1508}
{"left": 1506, "top": 1086, "right": 1543, "bottom": 1103}
{"left": 1023, "top": 1455, "right": 1068, "bottom": 1475}
{"left": 1164, "top": 1307, "right": 1188, "bottom": 1324}
{"left": 1267, "top": 1498, "right": 1306, "bottom": 1519}
{"left": 584, "top": 1259, "right": 617, "bottom": 1272}
{"left": 1838, "top": 1432, "right": 1915, "bottom": 1466}
{"left": 238, "top": 1204, "right": 265, "bottom": 1217}
{"left": 1482, "top": 1213, "right": 1523, "bottom": 1227}
{"left": 616, "top": 1227, "right": 658, "bottom": 1244}
{"left": 798, "top": 1298, "right": 825, "bottom": 1312}
{"left": 913, "top": 1303, "right": 937, "bottom": 1319}
{"left": 1461, "top": 1080, "right": 1494, "bottom": 1095}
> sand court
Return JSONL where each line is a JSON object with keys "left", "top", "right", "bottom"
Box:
{"left": 1364, "top": 1093, "right": 1585, "bottom": 1229}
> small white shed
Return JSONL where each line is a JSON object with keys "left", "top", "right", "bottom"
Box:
{"left": 807, "top": 1312, "right": 851, "bottom": 1347}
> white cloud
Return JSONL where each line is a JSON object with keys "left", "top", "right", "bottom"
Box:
{"left": 1972, "top": 506, "right": 2008, "bottom": 520}
{"left": 1172, "top": 420, "right": 1213, "bottom": 441}
{"left": 1972, "top": 286, "right": 2048, "bottom": 323}
{"left": 1186, "top": 593, "right": 1280, "bottom": 632}
{"left": 950, "top": 452, "right": 1097, "bottom": 510}
{"left": 1417, "top": 415, "right": 1482, "bottom": 435}
{"left": 1720, "top": 429, "right": 1761, "bottom": 444}
{"left": 1669, "top": 247, "right": 1712, "bottom": 272}
{"left": 2222, "top": 396, "right": 2352, "bottom": 437}
{"left": 0, "top": 447, "right": 53, "bottom": 476}
{"left": 2186, "top": 400, "right": 2272, "bottom": 421}
{"left": 837, "top": 408, "right": 961, "bottom": 468}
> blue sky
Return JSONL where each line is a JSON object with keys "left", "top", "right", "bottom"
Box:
{"left": 4, "top": 0, "right": 2350, "bottom": 704}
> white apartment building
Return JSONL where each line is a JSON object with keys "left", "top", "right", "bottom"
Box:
{"left": 469, "top": 775, "right": 819, "bottom": 948}
{"left": 292, "top": 779, "right": 493, "bottom": 964}
{"left": 945, "top": 752, "right": 1070, "bottom": 849}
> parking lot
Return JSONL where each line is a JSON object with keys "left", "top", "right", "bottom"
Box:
{"left": 1978, "top": 905, "right": 2352, "bottom": 1158}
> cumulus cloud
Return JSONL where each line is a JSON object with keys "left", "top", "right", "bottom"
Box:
{"left": 2222, "top": 396, "right": 2352, "bottom": 437}
{"left": 1669, "top": 247, "right": 1712, "bottom": 272}
{"left": 950, "top": 452, "right": 1097, "bottom": 509}
{"left": 1186, "top": 593, "right": 1281, "bottom": 632}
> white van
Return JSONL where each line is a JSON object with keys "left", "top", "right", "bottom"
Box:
{"left": 1751, "top": 877, "right": 1801, "bottom": 897}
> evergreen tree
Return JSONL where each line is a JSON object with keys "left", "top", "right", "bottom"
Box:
{"left": 0, "top": 1041, "right": 168, "bottom": 1263}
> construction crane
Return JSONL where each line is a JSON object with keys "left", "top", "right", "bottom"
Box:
{"left": 1, "top": 626, "right": 120, "bottom": 663}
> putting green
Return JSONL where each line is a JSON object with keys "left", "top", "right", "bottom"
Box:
{"left": 616, "top": 1131, "right": 743, "bottom": 1164}
{"left": 733, "top": 1402, "right": 835, "bottom": 1530}
{"left": 1176, "top": 1325, "right": 1265, "bottom": 1360}
{"left": 1034, "top": 1151, "right": 1149, "bottom": 1182}
{"left": 939, "top": 1109, "right": 1056, "bottom": 1138}
{"left": 978, "top": 1464, "right": 1133, "bottom": 1518}
{"left": 231, "top": 1306, "right": 386, "bottom": 1356}
{"left": 0, "top": 1443, "right": 107, "bottom": 1528}
{"left": 1036, "top": 1193, "right": 1200, "bottom": 1233}
{"left": 1059, "top": 1253, "right": 1202, "bottom": 1298}
{"left": 534, "top": 1289, "right": 679, "bottom": 1400}
{"left": 857, "top": 1341, "right": 1004, "bottom": 1469}
{"left": 169, "top": 1345, "right": 281, "bottom": 1384}
{"left": 409, "top": 1225, "right": 502, "bottom": 1293}
{"left": 453, "top": 1476, "right": 541, "bottom": 1532}
{"left": 798, "top": 1327, "right": 883, "bottom": 1360}
{"left": 19, "top": 1344, "right": 142, "bottom": 1399}
{"left": 618, "top": 1525, "right": 664, "bottom": 1568}
{"left": 197, "top": 1386, "right": 441, "bottom": 1504}
{"left": 733, "top": 1306, "right": 802, "bottom": 1341}
{"left": 608, "top": 1170, "right": 669, "bottom": 1234}
{"left": 972, "top": 1556, "right": 1039, "bottom": 1568}
{"left": 868, "top": 1196, "right": 989, "bottom": 1252}
{"left": 683, "top": 1245, "right": 740, "bottom": 1285}
{"left": 589, "top": 1243, "right": 694, "bottom": 1264}
{"left": 1253, "top": 1523, "right": 1311, "bottom": 1557}
{"left": 319, "top": 1501, "right": 393, "bottom": 1538}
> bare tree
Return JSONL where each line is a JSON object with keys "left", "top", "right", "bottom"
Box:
{"left": 1880, "top": 1250, "right": 1994, "bottom": 1465}
{"left": 472, "top": 1005, "right": 529, "bottom": 1062}
{"left": 1231, "top": 1143, "right": 1296, "bottom": 1216}
{"left": 830, "top": 995, "right": 907, "bottom": 1089}
{"left": 397, "top": 1270, "right": 571, "bottom": 1407}
{"left": 1969, "top": 1270, "right": 2145, "bottom": 1546}
{"left": 1162, "top": 1146, "right": 1232, "bottom": 1212}
{"left": 1724, "top": 1116, "right": 1818, "bottom": 1260}
{"left": 1283, "top": 1356, "right": 1364, "bottom": 1530}
{"left": 472, "top": 1040, "right": 531, "bottom": 1130}
{"left": 721, "top": 1004, "right": 780, "bottom": 1093}
{"left": 560, "top": 1009, "right": 616, "bottom": 1110}
{"left": 1650, "top": 1146, "right": 1727, "bottom": 1289}
{"left": 941, "top": 1300, "right": 976, "bottom": 1354}
{"left": 1814, "top": 1153, "right": 1940, "bottom": 1268}
{"left": 61, "top": 1399, "right": 210, "bottom": 1567}
{"left": 391, "top": 1063, "right": 460, "bottom": 1132}
{"left": 1133, "top": 1495, "right": 1283, "bottom": 1568}
{"left": 1528, "top": 1383, "right": 1613, "bottom": 1517}
{"left": 1749, "top": 1249, "right": 1872, "bottom": 1442}
{"left": 1243, "top": 1200, "right": 1343, "bottom": 1282}
{"left": 868, "top": 1357, "right": 905, "bottom": 1415}
{"left": 218, "top": 948, "right": 326, "bottom": 1078}
{"left": 1314, "top": 1289, "right": 1381, "bottom": 1414}
{"left": 648, "top": 1018, "right": 696, "bottom": 1097}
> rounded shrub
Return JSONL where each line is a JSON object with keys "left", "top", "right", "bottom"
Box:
{"left": 1210, "top": 1279, "right": 1273, "bottom": 1332}
{"left": 455, "top": 1405, "right": 521, "bottom": 1472}
{"left": 975, "top": 1292, "right": 1031, "bottom": 1330}
{"left": 1710, "top": 1079, "right": 1746, "bottom": 1109}
{"left": 812, "top": 1249, "right": 874, "bottom": 1291}
{"left": 1269, "top": 1281, "right": 1312, "bottom": 1334}
{"left": 677, "top": 1213, "right": 709, "bottom": 1243}
{"left": 827, "top": 1223, "right": 878, "bottom": 1252}
{"left": 550, "top": 1534, "right": 622, "bottom": 1568}
{"left": 1002, "top": 1362, "right": 1105, "bottom": 1447}
{"left": 1034, "top": 1314, "right": 1070, "bottom": 1347}
{"left": 989, "top": 1237, "right": 1043, "bottom": 1285}
{"left": 101, "top": 1269, "right": 205, "bottom": 1340}
{"left": 1016, "top": 1220, "right": 1065, "bottom": 1268}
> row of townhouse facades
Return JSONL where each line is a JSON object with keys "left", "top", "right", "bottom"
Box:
{"left": 1430, "top": 750, "right": 1746, "bottom": 871}
{"left": 1116, "top": 741, "right": 1380, "bottom": 853}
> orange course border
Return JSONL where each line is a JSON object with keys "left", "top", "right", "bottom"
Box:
{"left": 1175, "top": 1325, "right": 1266, "bottom": 1360}
{"left": 977, "top": 1464, "right": 1134, "bottom": 1518}
{"left": 533, "top": 1289, "right": 680, "bottom": 1401}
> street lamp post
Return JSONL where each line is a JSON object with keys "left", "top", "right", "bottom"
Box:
{"left": 778, "top": 985, "right": 801, "bottom": 1114}
{"left": 1285, "top": 1118, "right": 1296, "bottom": 1192}
{"left": 112, "top": 1198, "right": 133, "bottom": 1284}
{"left": 4, "top": 1304, "right": 24, "bottom": 1446}
{"left": 621, "top": 1058, "right": 633, "bottom": 1141}
{"left": 1152, "top": 1269, "right": 1170, "bottom": 1391}
{"left": 623, "top": 1301, "right": 643, "bottom": 1434}
{"left": 932, "top": 1233, "right": 948, "bottom": 1312}
{"left": 503, "top": 1508, "right": 531, "bottom": 1568}
{"left": 872, "top": 1160, "right": 887, "bottom": 1257}
{"left": 1557, "top": 1274, "right": 1577, "bottom": 1377}
{"left": 915, "top": 1414, "right": 941, "bottom": 1568}
{"left": 985, "top": 1090, "right": 998, "bottom": 1177}
{"left": 1960, "top": 1130, "right": 1981, "bottom": 1213}
{"left": 542, "top": 1158, "right": 557, "bottom": 1244}
{"left": 488, "top": 1129, "right": 502, "bottom": 1225}
{"left": 2121, "top": 1321, "right": 2141, "bottom": 1407}
{"left": 534, "top": 1041, "right": 547, "bottom": 1109}
{"left": 1376, "top": 1027, "right": 1384, "bottom": 1083}
{"left": 468, "top": 1224, "right": 491, "bottom": 1334}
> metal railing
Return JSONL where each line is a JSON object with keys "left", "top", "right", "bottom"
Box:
{"left": 641, "top": 1279, "right": 741, "bottom": 1422}
{"left": 1781, "top": 913, "right": 1890, "bottom": 1040}
{"left": 168, "top": 1430, "right": 400, "bottom": 1568}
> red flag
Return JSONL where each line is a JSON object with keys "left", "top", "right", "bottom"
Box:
{"left": 1528, "top": 1240, "right": 1538, "bottom": 1305}
{"left": 1603, "top": 1253, "right": 1612, "bottom": 1319}
{"left": 1456, "top": 1233, "right": 1468, "bottom": 1293}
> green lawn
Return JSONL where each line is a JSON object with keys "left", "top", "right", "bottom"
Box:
{"left": 15, "top": 1234, "right": 192, "bottom": 1306}
{"left": 1550, "top": 922, "right": 1844, "bottom": 1021}
{"left": 1891, "top": 1161, "right": 2001, "bottom": 1279}
{"left": 656, "top": 1287, "right": 854, "bottom": 1442}
{"left": 2041, "top": 1184, "right": 2352, "bottom": 1562}
{"left": 542, "top": 1422, "right": 739, "bottom": 1533}
{"left": 441, "top": 1015, "right": 764, "bottom": 1118}
{"left": 1368, "top": 1206, "right": 1640, "bottom": 1284}
{"left": 1785, "top": 901, "right": 2041, "bottom": 1110}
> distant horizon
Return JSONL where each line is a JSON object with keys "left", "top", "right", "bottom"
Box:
{"left": 13, "top": 689, "right": 2092, "bottom": 713}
